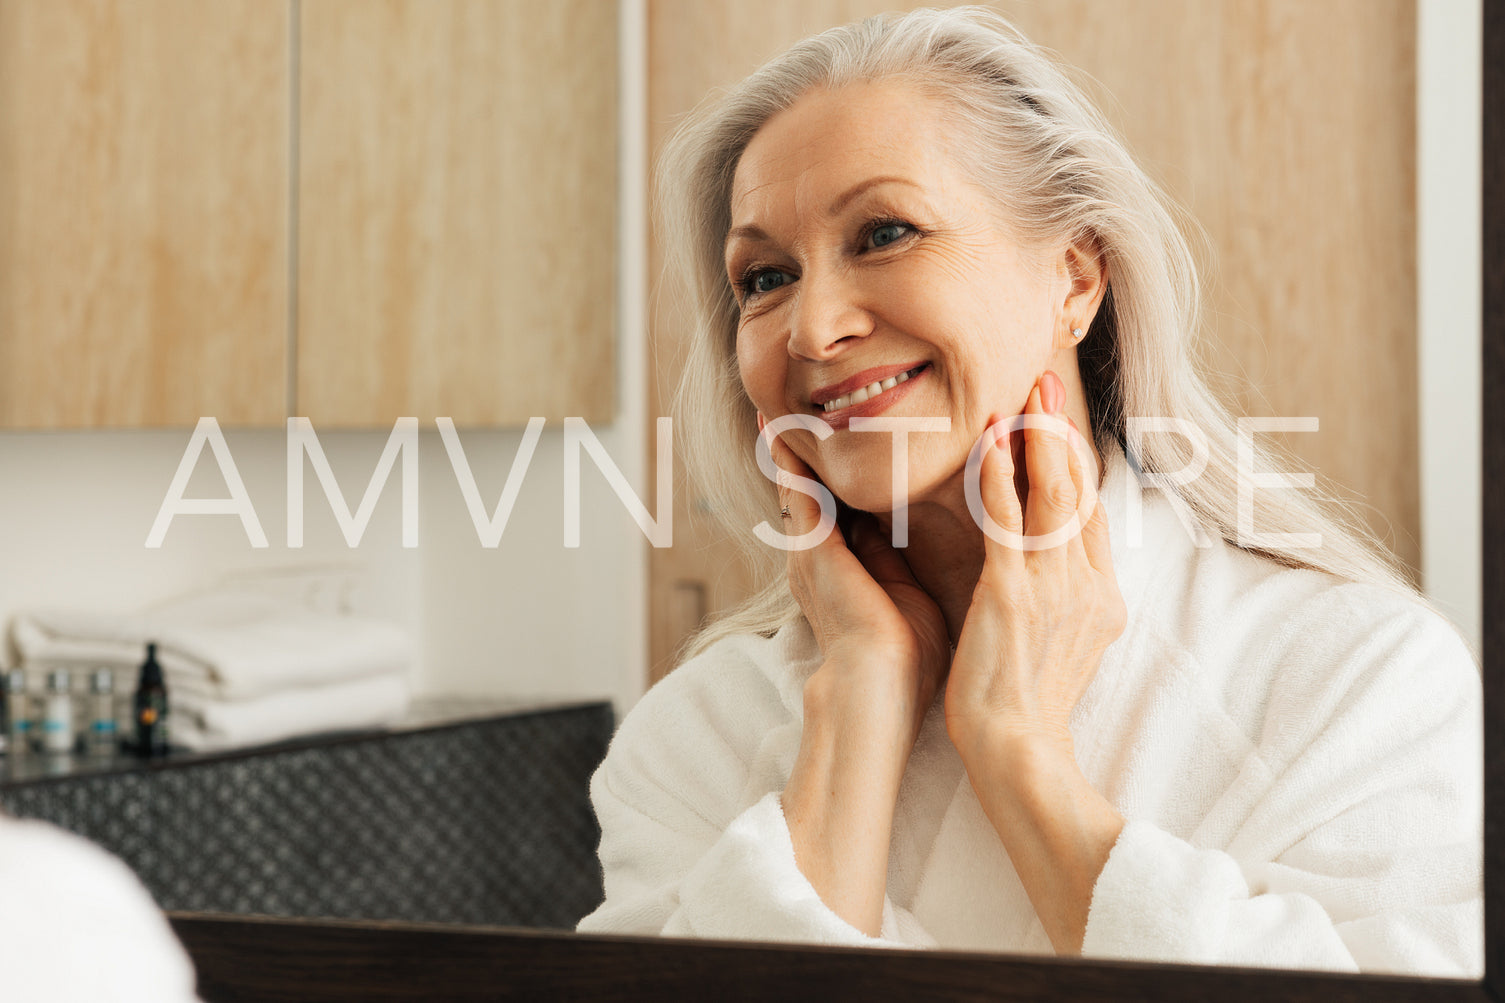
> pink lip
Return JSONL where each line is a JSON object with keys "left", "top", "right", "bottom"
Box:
{"left": 809, "top": 362, "right": 929, "bottom": 407}
{"left": 816, "top": 363, "right": 929, "bottom": 431}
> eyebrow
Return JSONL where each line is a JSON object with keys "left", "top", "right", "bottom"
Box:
{"left": 724, "top": 175, "right": 923, "bottom": 253}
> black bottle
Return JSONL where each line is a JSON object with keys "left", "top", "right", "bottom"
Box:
{"left": 133, "top": 642, "right": 169, "bottom": 757}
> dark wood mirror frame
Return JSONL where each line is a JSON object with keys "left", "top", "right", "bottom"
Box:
{"left": 162, "top": 6, "right": 1505, "bottom": 999}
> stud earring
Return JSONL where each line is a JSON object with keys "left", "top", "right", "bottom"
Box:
{"left": 1071, "top": 327, "right": 1084, "bottom": 341}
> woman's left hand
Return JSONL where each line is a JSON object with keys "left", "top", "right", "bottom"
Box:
{"left": 943, "top": 370, "right": 1130, "bottom": 955}
{"left": 944, "top": 370, "right": 1127, "bottom": 759}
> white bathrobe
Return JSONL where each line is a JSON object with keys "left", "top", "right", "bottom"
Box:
{"left": 0, "top": 814, "right": 201, "bottom": 1001}
{"left": 579, "top": 447, "right": 1483, "bottom": 977}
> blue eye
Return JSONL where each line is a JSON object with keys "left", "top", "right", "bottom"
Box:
{"left": 742, "top": 268, "right": 793, "bottom": 298}
{"left": 868, "top": 222, "right": 910, "bottom": 248}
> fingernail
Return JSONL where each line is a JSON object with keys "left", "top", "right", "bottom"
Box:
{"left": 1041, "top": 372, "right": 1064, "bottom": 414}
{"left": 989, "top": 422, "right": 1014, "bottom": 466}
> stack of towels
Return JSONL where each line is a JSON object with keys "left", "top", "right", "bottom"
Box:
{"left": 10, "top": 586, "right": 412, "bottom": 752}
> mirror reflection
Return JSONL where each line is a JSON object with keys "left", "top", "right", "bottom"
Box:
{"left": 616, "top": 0, "right": 1482, "bottom": 980}
{"left": 0, "top": 0, "right": 1482, "bottom": 993}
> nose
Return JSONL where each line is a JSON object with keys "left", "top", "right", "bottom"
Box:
{"left": 785, "top": 268, "right": 873, "bottom": 361}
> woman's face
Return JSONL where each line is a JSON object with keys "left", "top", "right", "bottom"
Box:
{"left": 727, "top": 79, "right": 1087, "bottom": 515}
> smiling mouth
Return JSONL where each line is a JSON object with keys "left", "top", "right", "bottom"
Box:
{"left": 819, "top": 364, "right": 928, "bottom": 413}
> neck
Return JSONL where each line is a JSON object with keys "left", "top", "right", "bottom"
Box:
{"left": 879, "top": 491, "right": 986, "bottom": 642}
{"left": 874, "top": 432, "right": 1106, "bottom": 644}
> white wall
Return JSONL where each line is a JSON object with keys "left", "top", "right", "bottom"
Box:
{"left": 0, "top": 427, "right": 424, "bottom": 663}
{"left": 1418, "top": 0, "right": 1483, "bottom": 658}
{"left": 0, "top": 423, "right": 649, "bottom": 714}
{"left": 416, "top": 425, "right": 646, "bottom": 712}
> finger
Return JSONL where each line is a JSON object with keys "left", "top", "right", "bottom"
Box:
{"left": 978, "top": 415, "right": 1026, "bottom": 569}
{"left": 846, "top": 511, "right": 924, "bottom": 589}
{"left": 1080, "top": 494, "right": 1115, "bottom": 576}
{"left": 844, "top": 509, "right": 888, "bottom": 562}
{"left": 768, "top": 435, "right": 817, "bottom": 529}
{"left": 1022, "top": 373, "right": 1077, "bottom": 546}
{"left": 761, "top": 421, "right": 801, "bottom": 517}
{"left": 762, "top": 423, "right": 846, "bottom": 562}
{"left": 1063, "top": 421, "right": 1089, "bottom": 564}
{"left": 1055, "top": 415, "right": 1112, "bottom": 575}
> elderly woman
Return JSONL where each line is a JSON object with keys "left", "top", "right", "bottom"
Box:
{"left": 578, "top": 8, "right": 1481, "bottom": 976}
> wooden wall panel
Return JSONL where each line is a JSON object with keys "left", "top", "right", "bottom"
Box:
{"left": 647, "top": 0, "right": 1418, "bottom": 679}
{"left": 0, "top": 0, "right": 289, "bottom": 428}
{"left": 297, "top": 0, "right": 617, "bottom": 428}
{"left": 1000, "top": 0, "right": 1418, "bottom": 576}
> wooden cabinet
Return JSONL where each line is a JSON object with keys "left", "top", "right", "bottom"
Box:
{"left": 0, "top": 0, "right": 617, "bottom": 430}
{"left": 0, "top": 0, "right": 289, "bottom": 429}
{"left": 298, "top": 0, "right": 617, "bottom": 427}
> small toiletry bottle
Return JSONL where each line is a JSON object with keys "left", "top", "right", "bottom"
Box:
{"left": 42, "top": 669, "right": 75, "bottom": 755}
{"left": 4, "top": 670, "right": 31, "bottom": 755}
{"left": 87, "top": 669, "right": 118, "bottom": 755}
{"left": 133, "top": 643, "right": 168, "bottom": 757}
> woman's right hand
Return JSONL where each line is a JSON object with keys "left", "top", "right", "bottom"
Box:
{"left": 763, "top": 414, "right": 948, "bottom": 937}
{"left": 761, "top": 415, "right": 950, "bottom": 746}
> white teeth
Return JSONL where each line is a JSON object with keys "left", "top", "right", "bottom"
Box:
{"left": 821, "top": 366, "right": 923, "bottom": 412}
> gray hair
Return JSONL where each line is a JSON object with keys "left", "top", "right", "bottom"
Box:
{"left": 659, "top": 6, "right": 1416, "bottom": 656}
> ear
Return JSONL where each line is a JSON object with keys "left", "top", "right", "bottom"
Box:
{"left": 1055, "top": 234, "right": 1109, "bottom": 348}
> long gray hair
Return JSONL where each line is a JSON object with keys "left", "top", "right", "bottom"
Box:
{"left": 660, "top": 6, "right": 1415, "bottom": 657}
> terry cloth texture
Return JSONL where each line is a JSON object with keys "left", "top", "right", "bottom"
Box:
{"left": 0, "top": 813, "right": 201, "bottom": 1001}
{"left": 578, "top": 446, "right": 1483, "bottom": 977}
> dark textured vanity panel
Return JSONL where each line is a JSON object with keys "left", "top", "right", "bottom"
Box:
{"left": 0, "top": 702, "right": 614, "bottom": 930}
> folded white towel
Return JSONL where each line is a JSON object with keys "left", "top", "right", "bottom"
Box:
{"left": 12, "top": 589, "right": 411, "bottom": 701}
{"left": 170, "top": 672, "right": 412, "bottom": 752}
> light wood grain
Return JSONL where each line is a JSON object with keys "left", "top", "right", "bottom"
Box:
{"left": 646, "top": 0, "right": 1418, "bottom": 680}
{"left": 999, "top": 0, "right": 1419, "bottom": 578}
{"left": 0, "top": 0, "right": 289, "bottom": 428}
{"left": 297, "top": 0, "right": 618, "bottom": 427}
